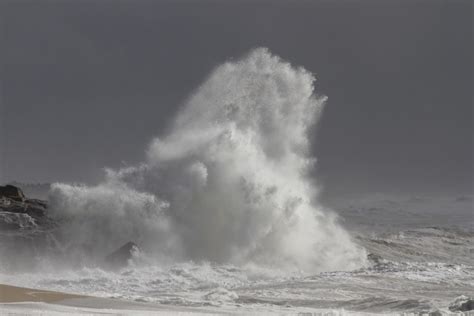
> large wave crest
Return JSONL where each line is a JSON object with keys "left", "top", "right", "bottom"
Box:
{"left": 49, "top": 48, "right": 366, "bottom": 272}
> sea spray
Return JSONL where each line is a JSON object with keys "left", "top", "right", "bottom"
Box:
{"left": 48, "top": 48, "right": 366, "bottom": 272}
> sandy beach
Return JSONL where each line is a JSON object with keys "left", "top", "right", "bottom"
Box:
{"left": 0, "top": 284, "right": 86, "bottom": 303}
{"left": 0, "top": 283, "right": 224, "bottom": 315}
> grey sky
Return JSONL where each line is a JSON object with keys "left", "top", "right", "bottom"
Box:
{"left": 1, "top": 0, "right": 472, "bottom": 197}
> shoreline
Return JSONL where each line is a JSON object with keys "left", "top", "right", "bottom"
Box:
{"left": 0, "top": 284, "right": 86, "bottom": 303}
{"left": 0, "top": 283, "right": 359, "bottom": 315}
{"left": 0, "top": 283, "right": 223, "bottom": 315}
{"left": 0, "top": 283, "right": 460, "bottom": 315}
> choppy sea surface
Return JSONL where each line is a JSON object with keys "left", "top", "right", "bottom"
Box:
{"left": 1, "top": 194, "right": 472, "bottom": 315}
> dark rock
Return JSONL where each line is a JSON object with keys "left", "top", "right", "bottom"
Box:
{"left": 449, "top": 295, "right": 474, "bottom": 312}
{"left": 367, "top": 253, "right": 383, "bottom": 264}
{"left": 0, "top": 197, "right": 47, "bottom": 218}
{"left": 0, "top": 185, "right": 48, "bottom": 218}
{"left": 0, "top": 185, "right": 26, "bottom": 202}
{"left": 105, "top": 242, "right": 140, "bottom": 269}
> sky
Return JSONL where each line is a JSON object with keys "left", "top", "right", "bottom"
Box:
{"left": 1, "top": 0, "right": 472, "bottom": 197}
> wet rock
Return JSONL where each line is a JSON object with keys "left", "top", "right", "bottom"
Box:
{"left": 0, "top": 196, "right": 47, "bottom": 218}
{"left": 367, "top": 252, "right": 383, "bottom": 264}
{"left": 0, "top": 185, "right": 25, "bottom": 202}
{"left": 105, "top": 242, "right": 140, "bottom": 269}
{"left": 0, "top": 184, "right": 48, "bottom": 218}
{"left": 449, "top": 295, "right": 474, "bottom": 312}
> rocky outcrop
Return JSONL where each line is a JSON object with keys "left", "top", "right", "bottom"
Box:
{"left": 449, "top": 295, "right": 474, "bottom": 312}
{"left": 104, "top": 242, "right": 140, "bottom": 269}
{"left": 0, "top": 184, "right": 48, "bottom": 218}
{"left": 0, "top": 185, "right": 57, "bottom": 271}
{"left": 0, "top": 185, "right": 26, "bottom": 202}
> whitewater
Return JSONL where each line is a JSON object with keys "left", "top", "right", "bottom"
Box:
{"left": 0, "top": 48, "right": 472, "bottom": 315}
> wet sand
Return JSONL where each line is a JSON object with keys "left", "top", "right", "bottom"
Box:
{"left": 0, "top": 284, "right": 85, "bottom": 303}
{"left": 0, "top": 283, "right": 222, "bottom": 315}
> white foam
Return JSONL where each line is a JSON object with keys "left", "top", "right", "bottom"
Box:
{"left": 47, "top": 48, "right": 366, "bottom": 273}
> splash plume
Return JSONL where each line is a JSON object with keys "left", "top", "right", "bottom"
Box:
{"left": 49, "top": 48, "right": 366, "bottom": 272}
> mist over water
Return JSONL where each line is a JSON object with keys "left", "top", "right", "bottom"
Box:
{"left": 49, "top": 48, "right": 366, "bottom": 273}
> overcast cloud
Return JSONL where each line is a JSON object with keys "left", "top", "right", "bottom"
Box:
{"left": 1, "top": 0, "right": 472, "bottom": 197}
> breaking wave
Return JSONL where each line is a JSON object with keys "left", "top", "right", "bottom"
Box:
{"left": 48, "top": 48, "right": 366, "bottom": 272}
